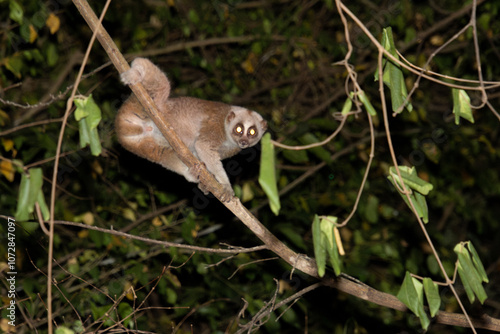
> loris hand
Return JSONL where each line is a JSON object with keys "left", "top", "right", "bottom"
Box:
{"left": 191, "top": 163, "right": 235, "bottom": 202}
{"left": 198, "top": 182, "right": 234, "bottom": 202}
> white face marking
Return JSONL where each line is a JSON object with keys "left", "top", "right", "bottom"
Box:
{"left": 226, "top": 106, "right": 266, "bottom": 149}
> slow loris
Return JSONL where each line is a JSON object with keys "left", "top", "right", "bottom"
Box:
{"left": 116, "top": 58, "right": 267, "bottom": 201}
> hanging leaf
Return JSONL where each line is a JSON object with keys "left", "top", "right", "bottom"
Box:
{"left": 397, "top": 271, "right": 430, "bottom": 330}
{"left": 413, "top": 191, "right": 429, "bottom": 223}
{"left": 27, "top": 168, "right": 43, "bottom": 210}
{"left": 321, "top": 216, "right": 342, "bottom": 276}
{"left": 74, "top": 95, "right": 102, "bottom": 129}
{"left": 312, "top": 215, "right": 326, "bottom": 277}
{"left": 15, "top": 172, "right": 31, "bottom": 221}
{"left": 15, "top": 168, "right": 48, "bottom": 222}
{"left": 358, "top": 90, "right": 377, "bottom": 116}
{"left": 341, "top": 95, "right": 353, "bottom": 116}
{"left": 258, "top": 133, "right": 280, "bottom": 215}
{"left": 389, "top": 166, "right": 433, "bottom": 195}
{"left": 457, "top": 260, "right": 477, "bottom": 303}
{"left": 36, "top": 189, "right": 50, "bottom": 221}
{"left": 454, "top": 242, "right": 488, "bottom": 304}
{"left": 375, "top": 27, "right": 413, "bottom": 114}
{"left": 74, "top": 95, "right": 102, "bottom": 156}
{"left": 387, "top": 166, "right": 433, "bottom": 223}
{"left": 452, "top": 88, "right": 474, "bottom": 125}
{"left": 397, "top": 272, "right": 421, "bottom": 315}
{"left": 466, "top": 242, "right": 489, "bottom": 283}
{"left": 423, "top": 278, "right": 440, "bottom": 317}
{"left": 312, "top": 215, "right": 342, "bottom": 277}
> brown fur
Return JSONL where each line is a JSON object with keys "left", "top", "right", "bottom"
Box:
{"left": 116, "top": 58, "right": 267, "bottom": 200}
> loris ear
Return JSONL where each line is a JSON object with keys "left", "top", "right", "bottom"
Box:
{"left": 226, "top": 111, "right": 236, "bottom": 123}
{"left": 261, "top": 120, "right": 268, "bottom": 131}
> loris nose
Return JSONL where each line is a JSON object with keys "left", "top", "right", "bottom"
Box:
{"left": 239, "top": 139, "right": 249, "bottom": 147}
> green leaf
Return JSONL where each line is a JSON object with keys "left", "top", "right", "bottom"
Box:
{"left": 36, "top": 189, "right": 50, "bottom": 221}
{"left": 452, "top": 88, "right": 474, "bottom": 125}
{"left": 466, "top": 242, "right": 489, "bottom": 283}
{"left": 363, "top": 195, "right": 379, "bottom": 223}
{"left": 74, "top": 95, "right": 102, "bottom": 129}
{"left": 77, "top": 115, "right": 90, "bottom": 147}
{"left": 54, "top": 326, "right": 75, "bottom": 334}
{"left": 414, "top": 191, "right": 429, "bottom": 224}
{"left": 282, "top": 147, "right": 309, "bottom": 164}
{"left": 45, "top": 43, "right": 59, "bottom": 67}
{"left": 118, "top": 302, "right": 134, "bottom": 328}
{"left": 74, "top": 100, "right": 89, "bottom": 121}
{"left": 397, "top": 271, "right": 421, "bottom": 315}
{"left": 375, "top": 27, "right": 413, "bottom": 114}
{"left": 15, "top": 172, "right": 31, "bottom": 221}
{"left": 457, "top": 261, "right": 476, "bottom": 303}
{"left": 19, "top": 22, "right": 32, "bottom": 44}
{"left": 88, "top": 126, "right": 102, "bottom": 156}
{"left": 387, "top": 166, "right": 433, "bottom": 223}
{"left": 15, "top": 168, "right": 46, "bottom": 222}
{"left": 454, "top": 242, "right": 488, "bottom": 304}
{"left": 341, "top": 96, "right": 353, "bottom": 115}
{"left": 358, "top": 90, "right": 377, "bottom": 116}
{"left": 312, "top": 215, "right": 342, "bottom": 277}
{"left": 5, "top": 55, "right": 23, "bottom": 79}
{"left": 85, "top": 95, "right": 102, "bottom": 129}
{"left": 188, "top": 9, "right": 199, "bottom": 23}
{"left": 299, "top": 133, "right": 331, "bottom": 164}
{"left": 74, "top": 95, "right": 102, "bottom": 156}
{"left": 397, "top": 272, "right": 430, "bottom": 330}
{"left": 312, "top": 215, "right": 326, "bottom": 277}
{"left": 423, "top": 278, "right": 440, "bottom": 317}
{"left": 166, "top": 287, "right": 178, "bottom": 305}
{"left": 388, "top": 166, "right": 433, "bottom": 195}
{"left": 28, "top": 168, "right": 43, "bottom": 207}
{"left": 320, "top": 216, "right": 342, "bottom": 276}
{"left": 72, "top": 320, "right": 84, "bottom": 333}
{"left": 9, "top": 0, "right": 24, "bottom": 24}
{"left": 258, "top": 133, "right": 280, "bottom": 215}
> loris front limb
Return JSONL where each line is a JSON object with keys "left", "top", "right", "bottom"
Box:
{"left": 116, "top": 58, "right": 267, "bottom": 202}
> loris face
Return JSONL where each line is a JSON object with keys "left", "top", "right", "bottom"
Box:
{"left": 226, "top": 107, "right": 267, "bottom": 149}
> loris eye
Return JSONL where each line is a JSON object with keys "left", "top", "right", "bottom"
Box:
{"left": 234, "top": 124, "right": 244, "bottom": 135}
{"left": 248, "top": 127, "right": 257, "bottom": 137}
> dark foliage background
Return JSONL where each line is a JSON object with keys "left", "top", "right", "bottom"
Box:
{"left": 1, "top": 0, "right": 499, "bottom": 333}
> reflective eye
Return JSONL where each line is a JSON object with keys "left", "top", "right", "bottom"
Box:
{"left": 234, "top": 124, "right": 244, "bottom": 135}
{"left": 248, "top": 127, "right": 256, "bottom": 136}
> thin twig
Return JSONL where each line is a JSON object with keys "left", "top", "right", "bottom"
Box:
{"left": 51, "top": 219, "right": 267, "bottom": 254}
{"left": 47, "top": 1, "right": 113, "bottom": 333}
